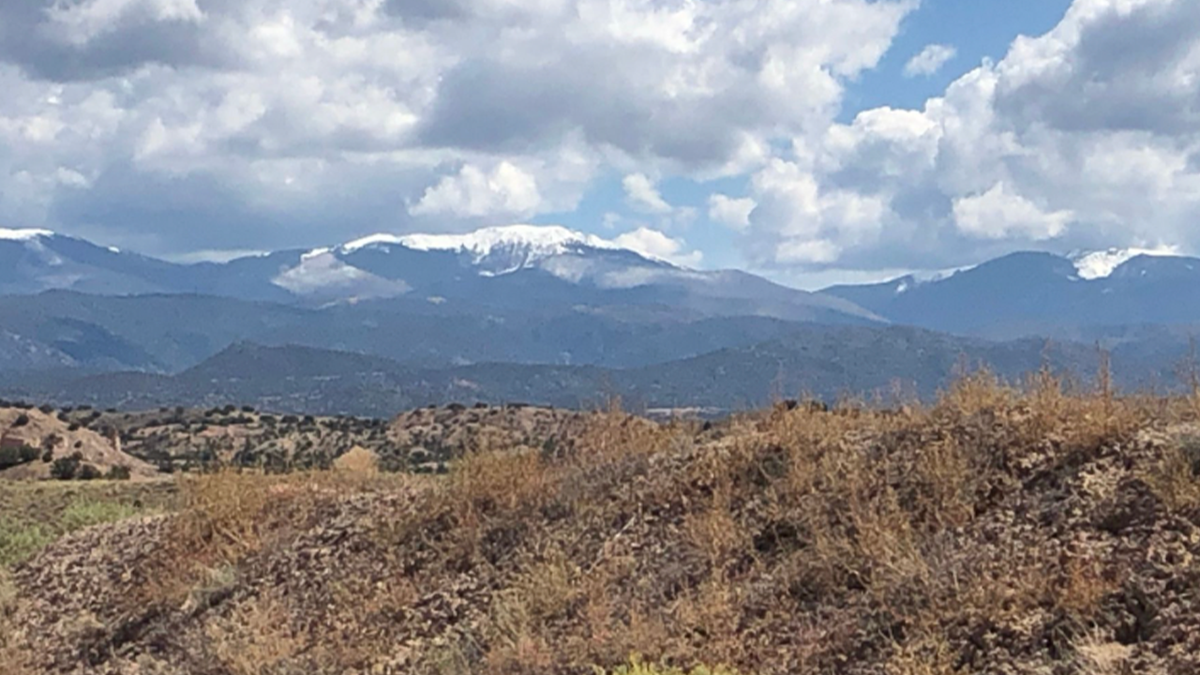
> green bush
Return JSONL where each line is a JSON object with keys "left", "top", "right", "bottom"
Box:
{"left": 78, "top": 464, "right": 102, "bottom": 481}
{"left": 106, "top": 465, "right": 132, "bottom": 481}
{"left": 0, "top": 445, "right": 40, "bottom": 470}
{"left": 50, "top": 452, "right": 83, "bottom": 480}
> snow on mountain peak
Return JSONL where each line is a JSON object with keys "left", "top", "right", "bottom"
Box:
{"left": 343, "top": 224, "right": 620, "bottom": 258}
{"left": 1071, "top": 246, "right": 1180, "bottom": 280}
{"left": 0, "top": 227, "right": 54, "bottom": 242}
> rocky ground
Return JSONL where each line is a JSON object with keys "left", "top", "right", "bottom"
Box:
{"left": 4, "top": 378, "right": 1200, "bottom": 674}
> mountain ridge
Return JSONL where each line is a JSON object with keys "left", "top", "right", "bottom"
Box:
{"left": 0, "top": 224, "right": 880, "bottom": 325}
{"left": 1, "top": 329, "right": 1162, "bottom": 417}
{"left": 822, "top": 249, "right": 1200, "bottom": 339}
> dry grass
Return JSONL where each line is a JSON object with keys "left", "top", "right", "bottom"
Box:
{"left": 1142, "top": 435, "right": 1200, "bottom": 513}
{"left": 600, "top": 654, "right": 745, "bottom": 675}
{"left": 1072, "top": 631, "right": 1146, "bottom": 675}
{"left": 136, "top": 468, "right": 419, "bottom": 611}
{"left": 206, "top": 592, "right": 307, "bottom": 675}
{"left": 8, "top": 378, "right": 1200, "bottom": 674}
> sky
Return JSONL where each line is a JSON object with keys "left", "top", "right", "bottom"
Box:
{"left": 1, "top": 0, "right": 1199, "bottom": 289}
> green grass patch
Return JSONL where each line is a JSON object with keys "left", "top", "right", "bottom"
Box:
{"left": 0, "top": 480, "right": 174, "bottom": 569}
{"left": 60, "top": 499, "right": 145, "bottom": 532}
{"left": 0, "top": 522, "right": 56, "bottom": 569}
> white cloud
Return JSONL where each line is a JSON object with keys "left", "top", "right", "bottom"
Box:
{"left": 743, "top": 158, "right": 889, "bottom": 267}
{"left": 903, "top": 43, "right": 957, "bottom": 77}
{"left": 707, "top": 194, "right": 756, "bottom": 230}
{"left": 411, "top": 161, "right": 543, "bottom": 218}
{"left": 622, "top": 173, "right": 672, "bottom": 214}
{"left": 733, "top": 0, "right": 1200, "bottom": 273}
{"left": 952, "top": 183, "right": 1073, "bottom": 240}
{"left": 613, "top": 226, "right": 703, "bottom": 266}
{"left": 0, "top": 0, "right": 916, "bottom": 256}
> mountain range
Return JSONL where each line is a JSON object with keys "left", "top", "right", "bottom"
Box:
{"left": 0, "top": 225, "right": 872, "bottom": 322}
{"left": 822, "top": 248, "right": 1200, "bottom": 339}
{"left": 2, "top": 225, "right": 1198, "bottom": 413}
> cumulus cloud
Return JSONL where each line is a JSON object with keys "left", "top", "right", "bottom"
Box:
{"left": 0, "top": 0, "right": 915, "bottom": 256}
{"left": 412, "top": 161, "right": 543, "bottom": 218}
{"left": 707, "top": 194, "right": 756, "bottom": 230}
{"left": 903, "top": 43, "right": 956, "bottom": 77}
{"left": 18, "top": 0, "right": 1197, "bottom": 282}
{"left": 952, "top": 183, "right": 1074, "bottom": 240}
{"left": 737, "top": 0, "right": 1200, "bottom": 274}
{"left": 613, "top": 226, "right": 703, "bottom": 267}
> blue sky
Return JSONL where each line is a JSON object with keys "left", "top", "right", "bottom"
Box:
{"left": 2, "top": 0, "right": 1200, "bottom": 289}
{"left": 537, "top": 0, "right": 1079, "bottom": 282}
{"left": 844, "top": 0, "right": 1074, "bottom": 114}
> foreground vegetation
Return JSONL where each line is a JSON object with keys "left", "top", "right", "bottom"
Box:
{"left": 5, "top": 371, "right": 1200, "bottom": 673}
{"left": 0, "top": 479, "right": 174, "bottom": 568}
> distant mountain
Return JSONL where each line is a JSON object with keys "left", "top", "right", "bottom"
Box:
{"left": 0, "top": 223, "right": 887, "bottom": 377}
{"left": 3, "top": 328, "right": 1166, "bottom": 417}
{"left": 0, "top": 224, "right": 878, "bottom": 325}
{"left": 0, "top": 291, "right": 857, "bottom": 374}
{"left": 0, "top": 227, "right": 291, "bottom": 301}
{"left": 10, "top": 227, "right": 1200, "bottom": 415}
{"left": 0, "top": 330, "right": 75, "bottom": 371}
{"left": 823, "top": 249, "right": 1200, "bottom": 339}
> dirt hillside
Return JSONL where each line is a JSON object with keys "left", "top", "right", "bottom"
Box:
{"left": 4, "top": 379, "right": 1200, "bottom": 674}
{"left": 0, "top": 407, "right": 158, "bottom": 481}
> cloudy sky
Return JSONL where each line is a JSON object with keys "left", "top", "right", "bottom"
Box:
{"left": 3, "top": 0, "right": 1199, "bottom": 288}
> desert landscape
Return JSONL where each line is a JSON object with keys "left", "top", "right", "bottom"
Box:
{"left": 5, "top": 0, "right": 1200, "bottom": 672}
{"left": 4, "top": 371, "right": 1200, "bottom": 674}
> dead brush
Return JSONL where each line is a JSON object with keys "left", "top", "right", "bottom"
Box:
{"left": 206, "top": 592, "right": 308, "bottom": 675}
{"left": 683, "top": 472, "right": 749, "bottom": 573}
{"left": 0, "top": 568, "right": 31, "bottom": 675}
{"left": 137, "top": 468, "right": 410, "bottom": 611}
{"left": 935, "top": 368, "right": 1015, "bottom": 420}
{"left": 1072, "top": 630, "right": 1144, "bottom": 675}
{"left": 442, "top": 447, "right": 558, "bottom": 563}
{"left": 449, "top": 447, "right": 555, "bottom": 518}
{"left": 1141, "top": 435, "right": 1200, "bottom": 513}
{"left": 483, "top": 589, "right": 557, "bottom": 674}
{"left": 1020, "top": 363, "right": 1147, "bottom": 454}
{"left": 884, "top": 633, "right": 962, "bottom": 675}
{"left": 567, "top": 552, "right": 681, "bottom": 670}
{"left": 910, "top": 435, "right": 975, "bottom": 531}
{"left": 1056, "top": 555, "right": 1117, "bottom": 622}
{"left": 481, "top": 547, "right": 583, "bottom": 671}
{"left": 778, "top": 410, "right": 929, "bottom": 601}
{"left": 672, "top": 578, "right": 745, "bottom": 668}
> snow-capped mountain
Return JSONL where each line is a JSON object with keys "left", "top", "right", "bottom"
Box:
{"left": 823, "top": 249, "right": 1200, "bottom": 339}
{"left": 1069, "top": 246, "right": 1182, "bottom": 280}
{"left": 271, "top": 224, "right": 677, "bottom": 302}
{"left": 0, "top": 224, "right": 879, "bottom": 324}
{"left": 258, "top": 224, "right": 880, "bottom": 322}
{"left": 342, "top": 224, "right": 637, "bottom": 275}
{"left": 1, "top": 227, "right": 171, "bottom": 296}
